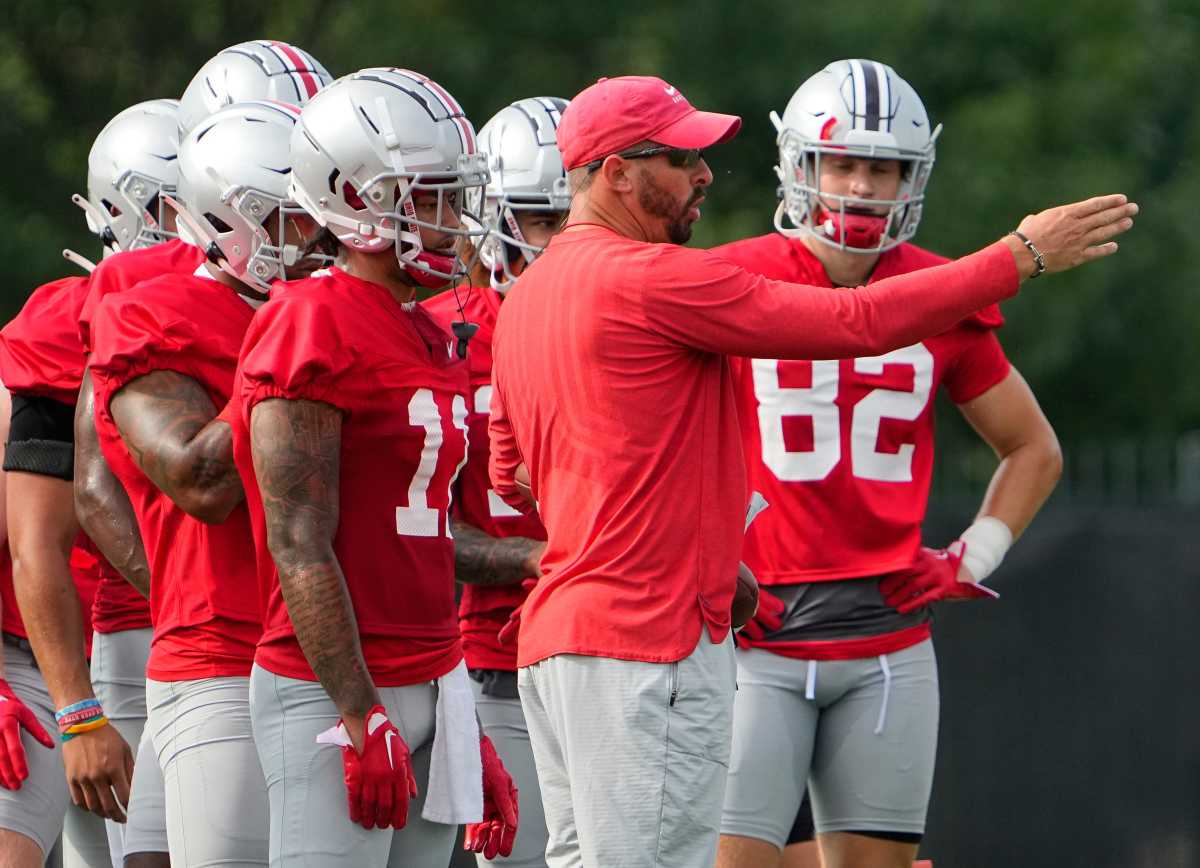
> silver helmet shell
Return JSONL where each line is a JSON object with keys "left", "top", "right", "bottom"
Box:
{"left": 289, "top": 68, "right": 489, "bottom": 285}
{"left": 79, "top": 99, "right": 182, "bottom": 252}
{"left": 178, "top": 40, "right": 331, "bottom": 135}
{"left": 472, "top": 97, "right": 569, "bottom": 293}
{"left": 175, "top": 100, "right": 305, "bottom": 291}
{"left": 772, "top": 59, "right": 940, "bottom": 254}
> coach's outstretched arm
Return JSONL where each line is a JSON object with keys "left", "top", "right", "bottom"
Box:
{"left": 647, "top": 195, "right": 1138, "bottom": 362}
{"left": 249, "top": 398, "right": 379, "bottom": 742}
{"left": 74, "top": 370, "right": 151, "bottom": 597}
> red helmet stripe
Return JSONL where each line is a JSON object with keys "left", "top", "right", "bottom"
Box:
{"left": 267, "top": 40, "right": 321, "bottom": 98}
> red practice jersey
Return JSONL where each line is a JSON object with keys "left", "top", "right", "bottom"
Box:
{"left": 78, "top": 239, "right": 206, "bottom": 353}
{"left": 714, "top": 235, "right": 1011, "bottom": 584}
{"left": 89, "top": 273, "right": 261, "bottom": 680}
{"left": 231, "top": 268, "right": 469, "bottom": 687}
{"left": 84, "top": 241, "right": 204, "bottom": 633}
{"left": 425, "top": 285, "right": 547, "bottom": 672}
{"left": 0, "top": 276, "right": 91, "bottom": 404}
{"left": 488, "top": 226, "right": 1019, "bottom": 668}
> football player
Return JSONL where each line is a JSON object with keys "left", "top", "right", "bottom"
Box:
{"left": 229, "top": 68, "right": 518, "bottom": 868}
{"left": 0, "top": 98, "right": 191, "bottom": 868}
{"left": 88, "top": 99, "right": 324, "bottom": 866}
{"left": 71, "top": 41, "right": 331, "bottom": 866}
{"left": 714, "top": 60, "right": 1064, "bottom": 868}
{"left": 425, "top": 96, "right": 570, "bottom": 868}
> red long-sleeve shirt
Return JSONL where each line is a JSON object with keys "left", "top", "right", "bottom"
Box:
{"left": 488, "top": 225, "right": 1020, "bottom": 667}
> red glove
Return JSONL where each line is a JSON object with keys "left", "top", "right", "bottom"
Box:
{"left": 464, "top": 735, "right": 519, "bottom": 859}
{"left": 734, "top": 588, "right": 787, "bottom": 649}
{"left": 879, "top": 544, "right": 1000, "bottom": 615}
{"left": 339, "top": 705, "right": 418, "bottom": 830}
{"left": 497, "top": 579, "right": 538, "bottom": 647}
{"left": 0, "top": 678, "right": 54, "bottom": 790}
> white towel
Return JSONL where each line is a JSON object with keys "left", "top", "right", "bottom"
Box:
{"left": 421, "top": 660, "right": 483, "bottom": 825}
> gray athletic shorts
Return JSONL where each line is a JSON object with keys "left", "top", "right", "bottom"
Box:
{"left": 518, "top": 632, "right": 737, "bottom": 868}
{"left": 0, "top": 642, "right": 68, "bottom": 858}
{"left": 146, "top": 675, "right": 269, "bottom": 867}
{"left": 721, "top": 639, "right": 939, "bottom": 847}
{"left": 90, "top": 626, "right": 168, "bottom": 860}
{"left": 470, "top": 673, "right": 547, "bottom": 868}
{"left": 249, "top": 663, "right": 456, "bottom": 868}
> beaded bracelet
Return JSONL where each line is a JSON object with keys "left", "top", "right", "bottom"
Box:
{"left": 54, "top": 698, "right": 102, "bottom": 722}
{"left": 61, "top": 716, "right": 109, "bottom": 742}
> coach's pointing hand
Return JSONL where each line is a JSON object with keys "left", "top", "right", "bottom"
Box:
{"left": 1004, "top": 194, "right": 1138, "bottom": 279}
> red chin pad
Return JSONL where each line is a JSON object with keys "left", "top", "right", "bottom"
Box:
{"left": 405, "top": 251, "right": 457, "bottom": 289}
{"left": 820, "top": 210, "right": 887, "bottom": 249}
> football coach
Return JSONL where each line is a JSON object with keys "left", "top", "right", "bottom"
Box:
{"left": 487, "top": 75, "right": 1137, "bottom": 868}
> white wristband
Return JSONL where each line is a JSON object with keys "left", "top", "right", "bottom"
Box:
{"left": 957, "top": 516, "right": 1013, "bottom": 584}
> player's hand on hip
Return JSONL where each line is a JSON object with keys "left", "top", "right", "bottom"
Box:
{"left": 0, "top": 679, "right": 54, "bottom": 790}
{"left": 879, "top": 544, "right": 1000, "bottom": 615}
{"left": 339, "top": 705, "right": 418, "bottom": 830}
{"left": 1008, "top": 194, "right": 1138, "bottom": 277}
{"left": 62, "top": 722, "right": 134, "bottom": 822}
{"left": 465, "top": 734, "right": 519, "bottom": 859}
{"left": 734, "top": 586, "right": 786, "bottom": 649}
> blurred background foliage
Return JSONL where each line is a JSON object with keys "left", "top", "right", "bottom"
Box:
{"left": 1, "top": 0, "right": 1197, "bottom": 490}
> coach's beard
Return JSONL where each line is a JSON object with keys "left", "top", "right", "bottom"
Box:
{"left": 639, "top": 174, "right": 706, "bottom": 245}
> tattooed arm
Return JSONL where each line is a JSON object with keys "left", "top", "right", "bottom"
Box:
{"left": 451, "top": 518, "right": 544, "bottom": 586}
{"left": 74, "top": 370, "right": 151, "bottom": 597}
{"left": 109, "top": 370, "right": 243, "bottom": 524}
{"left": 250, "top": 397, "right": 378, "bottom": 750}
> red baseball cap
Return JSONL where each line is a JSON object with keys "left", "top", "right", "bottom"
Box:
{"left": 557, "top": 76, "right": 742, "bottom": 170}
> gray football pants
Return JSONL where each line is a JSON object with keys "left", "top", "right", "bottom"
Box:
{"left": 720, "top": 639, "right": 940, "bottom": 848}
{"left": 89, "top": 626, "right": 167, "bottom": 861}
{"left": 146, "top": 675, "right": 269, "bottom": 867}
{"left": 249, "top": 664, "right": 456, "bottom": 868}
{"left": 0, "top": 642, "right": 108, "bottom": 866}
{"left": 518, "top": 633, "right": 737, "bottom": 868}
{"left": 470, "top": 676, "right": 547, "bottom": 868}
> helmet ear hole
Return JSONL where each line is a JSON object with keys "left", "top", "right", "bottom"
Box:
{"left": 204, "top": 213, "right": 233, "bottom": 234}
{"left": 342, "top": 181, "right": 367, "bottom": 212}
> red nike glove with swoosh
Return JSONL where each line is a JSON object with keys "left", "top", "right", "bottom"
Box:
{"left": 879, "top": 544, "right": 1000, "bottom": 615}
{"left": 340, "top": 705, "right": 418, "bottom": 830}
{"left": 464, "top": 734, "right": 519, "bottom": 859}
{"left": 734, "top": 588, "right": 787, "bottom": 650}
{"left": 0, "top": 679, "right": 54, "bottom": 790}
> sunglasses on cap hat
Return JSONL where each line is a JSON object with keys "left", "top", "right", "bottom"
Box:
{"left": 584, "top": 144, "right": 704, "bottom": 173}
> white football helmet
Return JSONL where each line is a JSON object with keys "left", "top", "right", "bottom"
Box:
{"left": 772, "top": 59, "right": 941, "bottom": 254}
{"left": 178, "top": 40, "right": 332, "bottom": 135}
{"left": 174, "top": 101, "right": 312, "bottom": 291}
{"left": 289, "top": 68, "right": 489, "bottom": 287}
{"left": 75, "top": 99, "right": 181, "bottom": 253}
{"left": 471, "top": 97, "right": 570, "bottom": 293}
